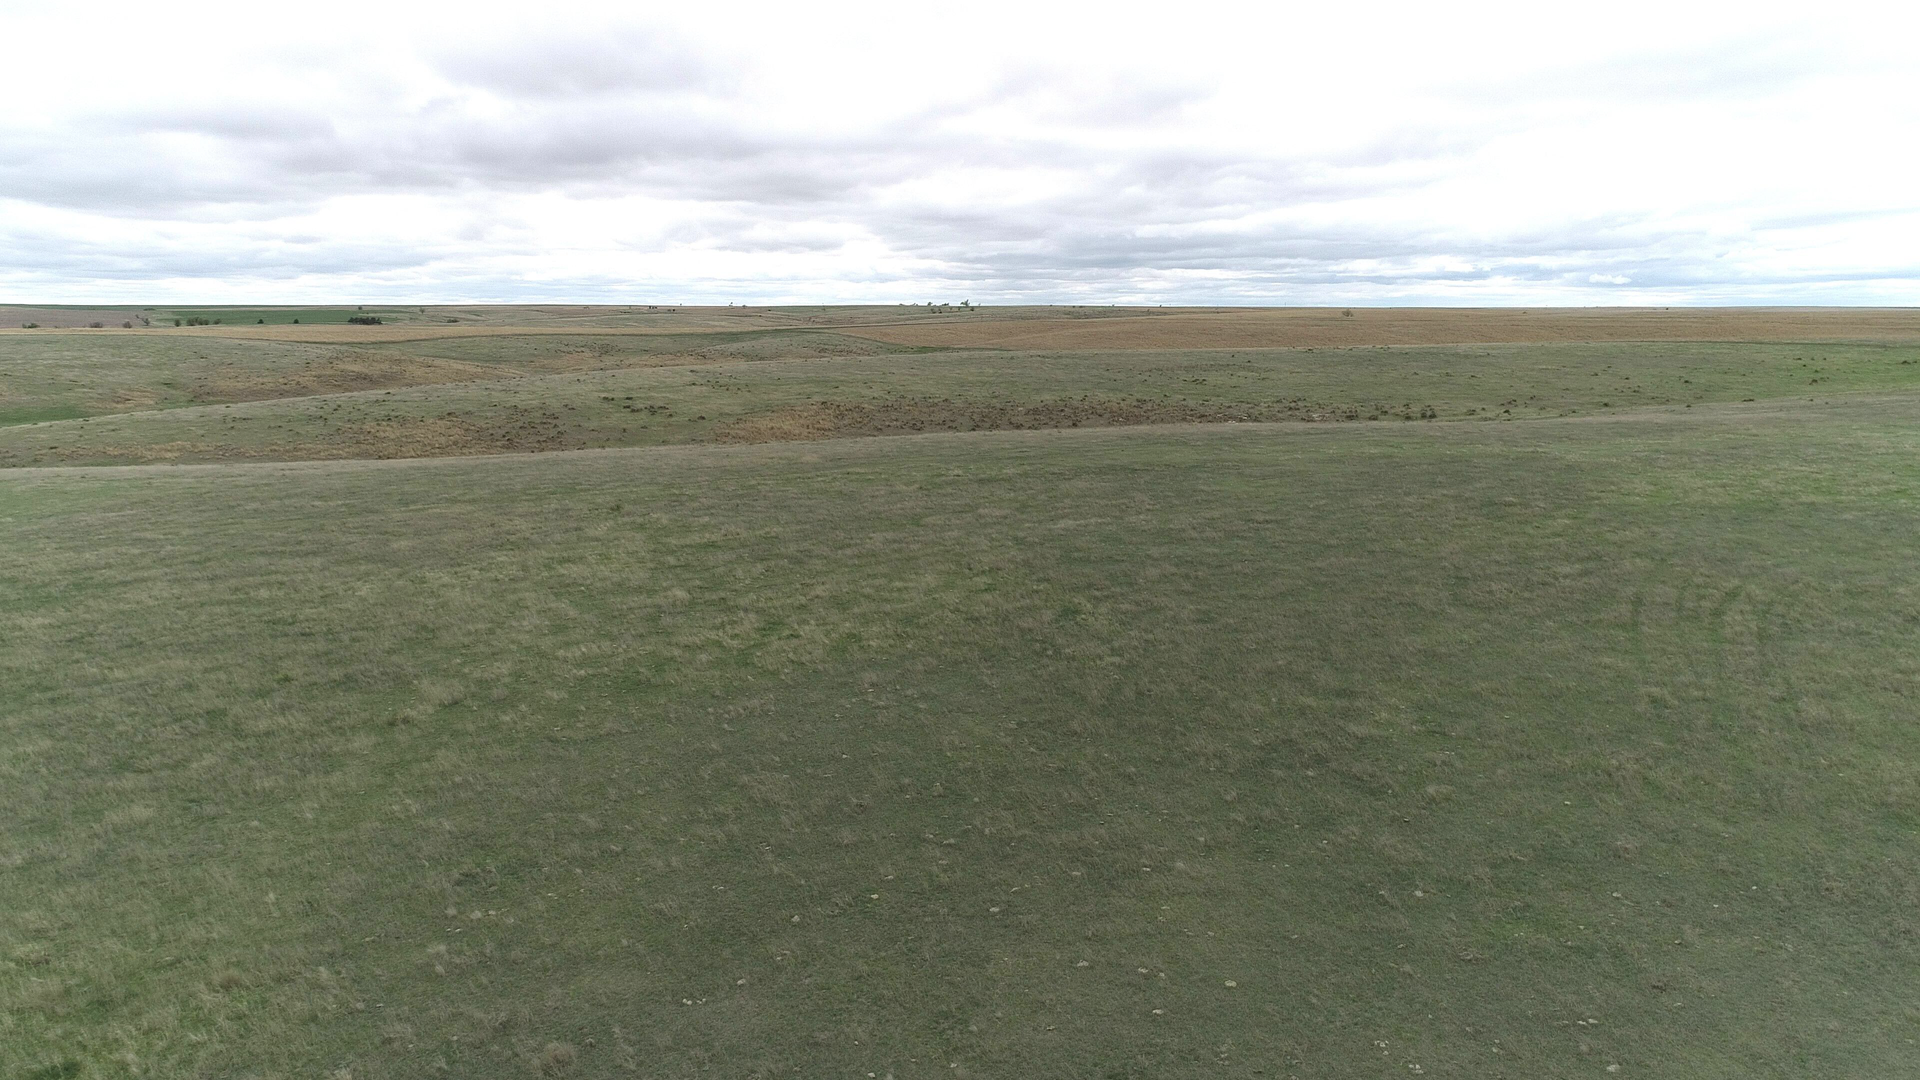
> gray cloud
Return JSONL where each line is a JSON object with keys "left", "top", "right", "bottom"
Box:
{"left": 2, "top": 11, "right": 1914, "bottom": 304}
{"left": 433, "top": 27, "right": 729, "bottom": 98}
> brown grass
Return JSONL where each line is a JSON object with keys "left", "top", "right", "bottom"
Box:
{"left": 7, "top": 306, "right": 1917, "bottom": 349}
{"left": 0, "top": 325, "right": 713, "bottom": 344}
{"left": 187, "top": 352, "right": 508, "bottom": 402}
{"left": 835, "top": 308, "right": 1920, "bottom": 350}
{"left": 712, "top": 396, "right": 1422, "bottom": 443}
{"left": 57, "top": 417, "right": 531, "bottom": 465}
{"left": 0, "top": 306, "right": 153, "bottom": 329}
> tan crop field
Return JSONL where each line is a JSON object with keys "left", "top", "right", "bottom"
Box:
{"left": 4, "top": 306, "right": 1919, "bottom": 1078}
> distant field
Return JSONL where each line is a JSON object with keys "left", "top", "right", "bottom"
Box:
{"left": 1, "top": 320, "right": 1914, "bottom": 465}
{"left": 3, "top": 308, "right": 1918, "bottom": 1077}
{"left": 3, "top": 305, "right": 438, "bottom": 330}
{"left": 9, "top": 303, "right": 1920, "bottom": 342}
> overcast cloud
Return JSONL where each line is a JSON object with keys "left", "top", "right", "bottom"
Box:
{"left": 2, "top": 0, "right": 1916, "bottom": 304}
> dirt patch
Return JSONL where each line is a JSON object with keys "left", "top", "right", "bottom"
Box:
{"left": 714, "top": 397, "right": 1433, "bottom": 443}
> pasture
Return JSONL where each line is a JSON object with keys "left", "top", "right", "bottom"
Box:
{"left": 3, "top": 307, "right": 1918, "bottom": 1078}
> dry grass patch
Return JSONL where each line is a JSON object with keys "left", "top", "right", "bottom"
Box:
{"left": 838, "top": 307, "right": 1920, "bottom": 350}
{"left": 713, "top": 396, "right": 1429, "bottom": 442}
{"left": 186, "top": 351, "right": 507, "bottom": 402}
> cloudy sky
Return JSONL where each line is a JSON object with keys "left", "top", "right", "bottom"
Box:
{"left": 2, "top": 0, "right": 1916, "bottom": 305}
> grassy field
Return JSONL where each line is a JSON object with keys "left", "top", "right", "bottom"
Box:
{"left": 2, "top": 332, "right": 1915, "bottom": 465}
{"left": 4, "top": 308, "right": 1919, "bottom": 1078}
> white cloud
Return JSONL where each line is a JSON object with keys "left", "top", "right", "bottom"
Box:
{"left": 1, "top": 0, "right": 1916, "bottom": 303}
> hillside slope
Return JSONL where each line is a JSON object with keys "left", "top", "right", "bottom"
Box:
{"left": 5, "top": 401, "right": 1919, "bottom": 1077}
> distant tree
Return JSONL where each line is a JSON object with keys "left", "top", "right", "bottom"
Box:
{"left": 122, "top": 321, "right": 133, "bottom": 328}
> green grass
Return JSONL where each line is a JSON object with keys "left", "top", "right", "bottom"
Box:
{"left": 5, "top": 394, "right": 1920, "bottom": 1076}
{"left": 0, "top": 403, "right": 87, "bottom": 427}
{"left": 0, "top": 336, "right": 340, "bottom": 422}
{"left": 0, "top": 330, "right": 918, "bottom": 439}
{"left": 4, "top": 338, "right": 1917, "bottom": 464}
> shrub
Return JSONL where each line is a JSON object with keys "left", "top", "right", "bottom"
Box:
{"left": 87, "top": 321, "right": 104, "bottom": 328}
{"left": 122, "top": 321, "right": 133, "bottom": 328}
{"left": 22, "top": 322, "right": 37, "bottom": 328}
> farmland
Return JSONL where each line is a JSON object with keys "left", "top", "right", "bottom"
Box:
{"left": 3, "top": 307, "right": 1919, "bottom": 1078}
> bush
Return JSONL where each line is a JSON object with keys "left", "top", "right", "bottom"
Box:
{"left": 87, "top": 321, "right": 104, "bottom": 328}
{"left": 22, "top": 322, "right": 37, "bottom": 328}
{"left": 122, "top": 321, "right": 133, "bottom": 329}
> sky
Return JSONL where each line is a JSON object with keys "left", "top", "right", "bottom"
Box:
{"left": 2, "top": 0, "right": 1916, "bottom": 306}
